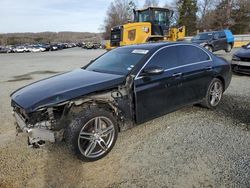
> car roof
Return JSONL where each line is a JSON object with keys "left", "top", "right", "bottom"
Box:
{"left": 198, "top": 30, "right": 225, "bottom": 35}
{"left": 119, "top": 42, "right": 192, "bottom": 51}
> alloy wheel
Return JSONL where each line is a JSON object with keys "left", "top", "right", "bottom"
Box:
{"left": 209, "top": 81, "right": 223, "bottom": 106}
{"left": 78, "top": 116, "right": 115, "bottom": 158}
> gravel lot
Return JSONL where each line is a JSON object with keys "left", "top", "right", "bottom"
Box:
{"left": 0, "top": 48, "right": 249, "bottom": 188}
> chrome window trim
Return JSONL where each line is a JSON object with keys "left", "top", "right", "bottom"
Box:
{"left": 134, "top": 43, "right": 212, "bottom": 80}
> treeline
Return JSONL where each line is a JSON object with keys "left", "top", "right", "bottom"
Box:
{"left": 102, "top": 0, "right": 250, "bottom": 38}
{"left": 190, "top": 0, "right": 250, "bottom": 35}
{"left": 0, "top": 32, "right": 102, "bottom": 46}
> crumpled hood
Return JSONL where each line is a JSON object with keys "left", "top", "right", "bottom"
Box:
{"left": 11, "top": 69, "right": 125, "bottom": 113}
{"left": 234, "top": 47, "right": 250, "bottom": 59}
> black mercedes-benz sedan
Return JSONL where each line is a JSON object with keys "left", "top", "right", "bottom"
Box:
{"left": 11, "top": 42, "right": 232, "bottom": 161}
{"left": 232, "top": 43, "right": 250, "bottom": 74}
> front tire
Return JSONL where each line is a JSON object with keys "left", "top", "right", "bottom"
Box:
{"left": 65, "top": 107, "right": 118, "bottom": 162}
{"left": 201, "top": 78, "right": 223, "bottom": 109}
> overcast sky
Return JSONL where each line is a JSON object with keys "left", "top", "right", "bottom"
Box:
{"left": 0, "top": 0, "right": 172, "bottom": 33}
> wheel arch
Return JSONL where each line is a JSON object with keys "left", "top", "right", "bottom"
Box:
{"left": 215, "top": 75, "right": 225, "bottom": 91}
{"left": 64, "top": 102, "right": 119, "bottom": 161}
{"left": 68, "top": 99, "right": 125, "bottom": 132}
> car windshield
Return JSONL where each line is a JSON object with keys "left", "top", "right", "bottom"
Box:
{"left": 85, "top": 48, "right": 148, "bottom": 75}
{"left": 193, "top": 33, "right": 213, "bottom": 40}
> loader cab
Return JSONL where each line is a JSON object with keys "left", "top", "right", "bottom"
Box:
{"left": 133, "top": 7, "right": 173, "bottom": 36}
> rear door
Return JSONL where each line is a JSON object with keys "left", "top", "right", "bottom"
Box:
{"left": 213, "top": 31, "right": 227, "bottom": 51}
{"left": 175, "top": 45, "right": 214, "bottom": 104}
{"left": 218, "top": 31, "right": 228, "bottom": 49}
{"left": 212, "top": 32, "right": 220, "bottom": 51}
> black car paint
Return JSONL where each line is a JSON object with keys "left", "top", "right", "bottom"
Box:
{"left": 11, "top": 42, "right": 231, "bottom": 127}
{"left": 132, "top": 45, "right": 231, "bottom": 124}
{"left": 11, "top": 69, "right": 125, "bottom": 113}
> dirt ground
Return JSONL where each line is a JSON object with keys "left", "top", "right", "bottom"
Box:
{"left": 0, "top": 48, "right": 249, "bottom": 188}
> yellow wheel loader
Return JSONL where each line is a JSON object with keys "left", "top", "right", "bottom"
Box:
{"left": 106, "top": 7, "right": 185, "bottom": 50}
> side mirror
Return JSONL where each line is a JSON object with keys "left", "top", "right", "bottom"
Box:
{"left": 142, "top": 66, "right": 164, "bottom": 76}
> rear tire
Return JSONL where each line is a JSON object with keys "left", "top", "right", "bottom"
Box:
{"left": 65, "top": 106, "right": 118, "bottom": 162}
{"left": 225, "top": 43, "right": 232, "bottom": 53}
{"left": 204, "top": 45, "right": 213, "bottom": 52}
{"left": 200, "top": 78, "right": 223, "bottom": 109}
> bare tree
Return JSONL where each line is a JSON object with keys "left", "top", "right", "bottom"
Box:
{"left": 230, "top": 0, "right": 250, "bottom": 33}
{"left": 165, "top": 0, "right": 179, "bottom": 26}
{"left": 198, "top": 0, "right": 215, "bottom": 19}
{"left": 211, "top": 0, "right": 234, "bottom": 29}
{"left": 197, "top": 0, "right": 216, "bottom": 31}
{"left": 177, "top": 0, "right": 198, "bottom": 35}
{"left": 102, "top": 0, "right": 137, "bottom": 40}
{"left": 196, "top": 0, "right": 250, "bottom": 34}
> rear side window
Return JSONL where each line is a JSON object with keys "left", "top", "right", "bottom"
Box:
{"left": 177, "top": 45, "right": 210, "bottom": 66}
{"left": 218, "top": 31, "right": 226, "bottom": 38}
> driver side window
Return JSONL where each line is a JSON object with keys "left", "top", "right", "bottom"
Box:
{"left": 146, "top": 46, "right": 178, "bottom": 70}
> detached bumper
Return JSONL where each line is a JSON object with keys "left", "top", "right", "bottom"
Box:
{"left": 231, "top": 60, "right": 250, "bottom": 75}
{"left": 13, "top": 111, "right": 55, "bottom": 145}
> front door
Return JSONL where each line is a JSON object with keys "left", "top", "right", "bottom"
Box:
{"left": 134, "top": 46, "right": 183, "bottom": 124}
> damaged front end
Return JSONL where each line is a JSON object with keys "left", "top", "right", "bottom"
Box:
{"left": 12, "top": 75, "right": 135, "bottom": 148}
{"left": 12, "top": 101, "right": 67, "bottom": 147}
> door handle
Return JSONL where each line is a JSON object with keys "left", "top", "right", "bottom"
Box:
{"left": 172, "top": 72, "right": 182, "bottom": 77}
